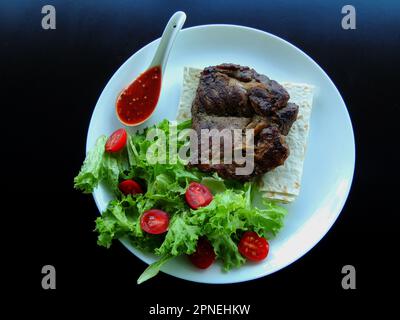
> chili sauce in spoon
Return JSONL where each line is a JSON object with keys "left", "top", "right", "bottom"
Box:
{"left": 116, "top": 66, "right": 161, "bottom": 126}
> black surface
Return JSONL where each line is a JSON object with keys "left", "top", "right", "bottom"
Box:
{"left": 2, "top": 0, "right": 398, "bottom": 315}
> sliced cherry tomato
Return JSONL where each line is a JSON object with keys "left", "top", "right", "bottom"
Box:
{"left": 185, "top": 182, "right": 213, "bottom": 209}
{"left": 238, "top": 231, "right": 269, "bottom": 262}
{"left": 118, "top": 179, "right": 143, "bottom": 195}
{"left": 140, "top": 209, "right": 169, "bottom": 234}
{"left": 105, "top": 128, "right": 127, "bottom": 153}
{"left": 188, "top": 237, "right": 216, "bottom": 269}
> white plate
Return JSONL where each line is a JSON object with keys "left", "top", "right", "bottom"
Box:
{"left": 86, "top": 25, "right": 355, "bottom": 284}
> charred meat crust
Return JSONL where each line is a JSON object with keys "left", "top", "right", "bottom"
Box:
{"left": 190, "top": 63, "right": 299, "bottom": 180}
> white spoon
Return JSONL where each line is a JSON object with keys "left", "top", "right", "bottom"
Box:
{"left": 149, "top": 11, "right": 187, "bottom": 74}
{"left": 116, "top": 11, "right": 187, "bottom": 126}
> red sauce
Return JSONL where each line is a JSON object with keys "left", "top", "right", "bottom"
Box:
{"left": 116, "top": 66, "right": 162, "bottom": 125}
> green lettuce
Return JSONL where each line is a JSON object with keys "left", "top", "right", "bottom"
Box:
{"left": 74, "top": 119, "right": 288, "bottom": 283}
{"left": 74, "top": 135, "right": 130, "bottom": 193}
{"left": 74, "top": 136, "right": 107, "bottom": 193}
{"left": 155, "top": 213, "right": 201, "bottom": 256}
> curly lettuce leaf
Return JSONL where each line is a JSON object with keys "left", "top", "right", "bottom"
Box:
{"left": 208, "top": 233, "right": 246, "bottom": 271}
{"left": 155, "top": 213, "right": 201, "bottom": 256}
{"left": 95, "top": 196, "right": 140, "bottom": 248}
{"left": 74, "top": 136, "right": 107, "bottom": 193}
{"left": 74, "top": 135, "right": 130, "bottom": 194}
{"left": 101, "top": 150, "right": 130, "bottom": 191}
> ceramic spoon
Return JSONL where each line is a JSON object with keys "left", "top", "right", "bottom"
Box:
{"left": 116, "top": 11, "right": 186, "bottom": 126}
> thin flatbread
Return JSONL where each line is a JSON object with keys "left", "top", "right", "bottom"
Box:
{"left": 176, "top": 67, "right": 203, "bottom": 122}
{"left": 259, "top": 81, "right": 314, "bottom": 202}
{"left": 176, "top": 67, "right": 314, "bottom": 203}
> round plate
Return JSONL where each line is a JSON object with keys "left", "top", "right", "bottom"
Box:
{"left": 86, "top": 25, "right": 355, "bottom": 284}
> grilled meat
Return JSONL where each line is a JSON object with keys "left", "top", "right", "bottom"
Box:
{"left": 190, "top": 63, "right": 298, "bottom": 180}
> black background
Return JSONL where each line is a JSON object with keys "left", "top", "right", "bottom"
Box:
{"left": 2, "top": 0, "right": 398, "bottom": 316}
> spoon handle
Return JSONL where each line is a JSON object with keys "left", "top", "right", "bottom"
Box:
{"left": 150, "top": 11, "right": 186, "bottom": 73}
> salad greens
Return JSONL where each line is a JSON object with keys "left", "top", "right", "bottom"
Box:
{"left": 74, "top": 119, "right": 287, "bottom": 283}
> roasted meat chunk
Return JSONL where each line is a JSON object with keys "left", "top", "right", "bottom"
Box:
{"left": 190, "top": 63, "right": 298, "bottom": 180}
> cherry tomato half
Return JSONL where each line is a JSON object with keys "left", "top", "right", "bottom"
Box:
{"left": 238, "top": 231, "right": 269, "bottom": 262}
{"left": 118, "top": 179, "right": 143, "bottom": 195}
{"left": 105, "top": 128, "right": 127, "bottom": 153}
{"left": 185, "top": 182, "right": 213, "bottom": 209}
{"left": 140, "top": 209, "right": 169, "bottom": 235}
{"left": 188, "top": 237, "right": 216, "bottom": 269}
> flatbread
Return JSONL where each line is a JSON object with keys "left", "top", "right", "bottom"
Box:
{"left": 176, "top": 67, "right": 203, "bottom": 122}
{"left": 176, "top": 67, "right": 314, "bottom": 203}
{"left": 259, "top": 81, "right": 314, "bottom": 202}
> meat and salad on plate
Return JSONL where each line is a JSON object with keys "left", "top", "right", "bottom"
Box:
{"left": 74, "top": 63, "right": 314, "bottom": 283}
